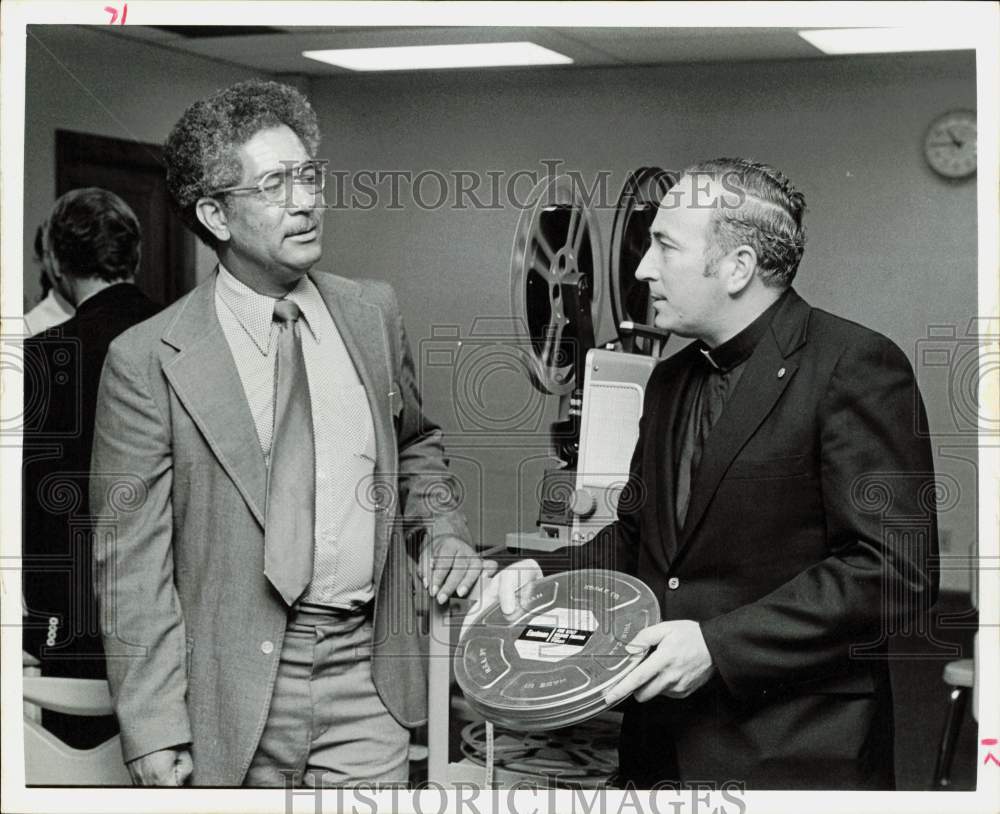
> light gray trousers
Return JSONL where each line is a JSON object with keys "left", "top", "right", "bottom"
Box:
{"left": 244, "top": 608, "right": 410, "bottom": 787}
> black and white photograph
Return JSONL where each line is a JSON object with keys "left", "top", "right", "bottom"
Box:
{"left": 1, "top": 3, "right": 997, "bottom": 814}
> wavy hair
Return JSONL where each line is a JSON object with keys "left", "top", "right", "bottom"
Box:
{"left": 45, "top": 187, "right": 141, "bottom": 282}
{"left": 686, "top": 157, "right": 806, "bottom": 288}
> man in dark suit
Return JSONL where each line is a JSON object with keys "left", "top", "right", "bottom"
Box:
{"left": 479, "top": 158, "right": 938, "bottom": 789}
{"left": 24, "top": 224, "right": 74, "bottom": 336}
{"left": 22, "top": 187, "right": 159, "bottom": 748}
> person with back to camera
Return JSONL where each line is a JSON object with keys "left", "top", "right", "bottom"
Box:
{"left": 23, "top": 187, "right": 159, "bottom": 749}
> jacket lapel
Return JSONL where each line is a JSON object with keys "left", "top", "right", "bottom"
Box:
{"left": 674, "top": 290, "right": 811, "bottom": 557}
{"left": 311, "top": 274, "right": 394, "bottom": 585}
{"left": 161, "top": 273, "right": 268, "bottom": 527}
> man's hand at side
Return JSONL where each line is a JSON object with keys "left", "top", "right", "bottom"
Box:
{"left": 419, "top": 535, "right": 497, "bottom": 605}
{"left": 604, "top": 620, "right": 715, "bottom": 705}
{"left": 127, "top": 746, "right": 193, "bottom": 786}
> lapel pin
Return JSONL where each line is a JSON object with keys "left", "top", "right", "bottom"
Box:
{"left": 777, "top": 367, "right": 786, "bottom": 378}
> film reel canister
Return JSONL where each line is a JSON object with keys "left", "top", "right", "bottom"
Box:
{"left": 455, "top": 569, "right": 660, "bottom": 731}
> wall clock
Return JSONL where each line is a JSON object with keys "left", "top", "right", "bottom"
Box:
{"left": 924, "top": 110, "right": 977, "bottom": 179}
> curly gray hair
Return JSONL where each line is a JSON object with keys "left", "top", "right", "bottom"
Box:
{"left": 164, "top": 79, "right": 321, "bottom": 247}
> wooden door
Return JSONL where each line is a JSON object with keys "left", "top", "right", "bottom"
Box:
{"left": 56, "top": 130, "right": 196, "bottom": 307}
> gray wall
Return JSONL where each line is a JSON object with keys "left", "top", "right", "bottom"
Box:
{"left": 22, "top": 25, "right": 268, "bottom": 305}
{"left": 23, "top": 30, "right": 979, "bottom": 589}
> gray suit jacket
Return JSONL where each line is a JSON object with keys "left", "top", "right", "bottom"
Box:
{"left": 91, "top": 270, "right": 470, "bottom": 785}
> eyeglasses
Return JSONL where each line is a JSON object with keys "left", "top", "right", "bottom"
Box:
{"left": 209, "top": 160, "right": 327, "bottom": 204}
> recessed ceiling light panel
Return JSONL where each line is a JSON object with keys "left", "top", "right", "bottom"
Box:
{"left": 799, "top": 28, "right": 977, "bottom": 55}
{"left": 302, "top": 41, "right": 572, "bottom": 71}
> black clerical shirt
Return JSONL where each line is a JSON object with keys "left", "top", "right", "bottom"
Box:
{"left": 673, "top": 292, "right": 789, "bottom": 529}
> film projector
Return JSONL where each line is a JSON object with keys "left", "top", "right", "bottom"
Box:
{"left": 507, "top": 166, "right": 673, "bottom": 552}
{"left": 428, "top": 168, "right": 675, "bottom": 788}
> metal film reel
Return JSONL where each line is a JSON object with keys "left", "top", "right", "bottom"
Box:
{"left": 511, "top": 174, "right": 603, "bottom": 396}
{"left": 609, "top": 166, "right": 672, "bottom": 352}
{"left": 455, "top": 569, "right": 660, "bottom": 732}
{"left": 459, "top": 718, "right": 619, "bottom": 787}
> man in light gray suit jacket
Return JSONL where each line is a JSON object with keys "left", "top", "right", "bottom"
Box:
{"left": 91, "top": 80, "right": 488, "bottom": 787}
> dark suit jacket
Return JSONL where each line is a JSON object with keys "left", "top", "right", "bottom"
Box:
{"left": 22, "top": 283, "right": 159, "bottom": 747}
{"left": 23, "top": 283, "right": 160, "bottom": 668}
{"left": 551, "top": 288, "right": 938, "bottom": 789}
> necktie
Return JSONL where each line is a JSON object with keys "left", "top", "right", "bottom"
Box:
{"left": 264, "top": 299, "right": 315, "bottom": 606}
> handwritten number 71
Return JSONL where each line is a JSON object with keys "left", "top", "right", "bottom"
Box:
{"left": 105, "top": 3, "right": 127, "bottom": 25}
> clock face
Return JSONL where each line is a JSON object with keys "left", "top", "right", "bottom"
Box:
{"left": 924, "top": 110, "right": 977, "bottom": 179}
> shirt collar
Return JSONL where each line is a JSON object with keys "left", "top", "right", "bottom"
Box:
{"left": 699, "top": 289, "right": 790, "bottom": 373}
{"left": 216, "top": 264, "right": 324, "bottom": 354}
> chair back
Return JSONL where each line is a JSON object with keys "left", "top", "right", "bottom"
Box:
{"left": 22, "top": 671, "right": 130, "bottom": 785}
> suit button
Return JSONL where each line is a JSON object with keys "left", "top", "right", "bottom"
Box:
{"left": 667, "top": 577, "right": 680, "bottom": 590}
{"left": 260, "top": 640, "right": 275, "bottom": 655}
